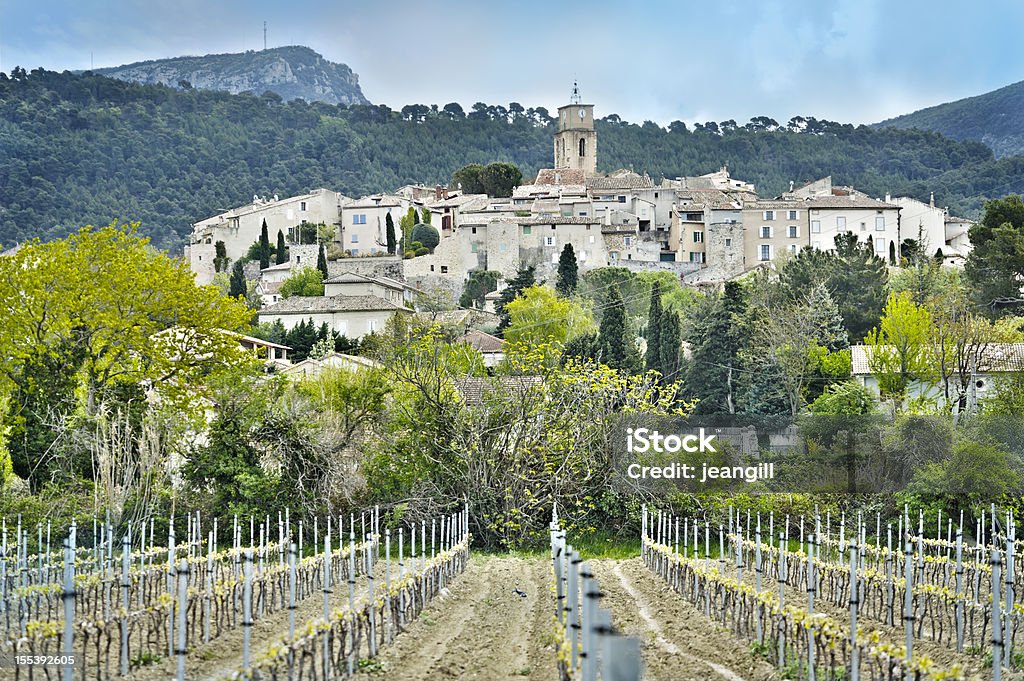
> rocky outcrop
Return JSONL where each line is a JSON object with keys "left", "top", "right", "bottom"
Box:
{"left": 94, "top": 45, "right": 369, "bottom": 105}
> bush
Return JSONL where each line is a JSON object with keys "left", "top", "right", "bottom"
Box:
{"left": 414, "top": 246, "right": 429, "bottom": 256}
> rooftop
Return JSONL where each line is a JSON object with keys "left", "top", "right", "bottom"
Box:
{"left": 851, "top": 343, "right": 1024, "bottom": 375}
{"left": 454, "top": 376, "right": 544, "bottom": 406}
{"left": 259, "top": 294, "right": 409, "bottom": 315}
{"left": 458, "top": 329, "right": 505, "bottom": 354}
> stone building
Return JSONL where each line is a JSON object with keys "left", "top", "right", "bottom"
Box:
{"left": 554, "top": 82, "right": 597, "bottom": 176}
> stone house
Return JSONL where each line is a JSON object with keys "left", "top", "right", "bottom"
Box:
{"left": 257, "top": 294, "right": 412, "bottom": 339}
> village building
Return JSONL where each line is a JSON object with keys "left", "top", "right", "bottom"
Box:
{"left": 257, "top": 294, "right": 412, "bottom": 339}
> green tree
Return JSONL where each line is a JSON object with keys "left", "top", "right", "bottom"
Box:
{"left": 496, "top": 265, "right": 536, "bottom": 334}
{"left": 658, "top": 308, "right": 681, "bottom": 381}
{"left": 598, "top": 285, "right": 640, "bottom": 373}
{"left": 399, "top": 207, "right": 418, "bottom": 252}
{"left": 259, "top": 220, "right": 271, "bottom": 270}
{"left": 452, "top": 164, "right": 485, "bottom": 194}
{"left": 865, "top": 291, "right": 935, "bottom": 399}
{"left": 964, "top": 194, "right": 1024, "bottom": 315}
{"left": 479, "top": 162, "right": 523, "bottom": 198}
{"left": 317, "top": 243, "right": 329, "bottom": 279}
{"left": 459, "top": 270, "right": 502, "bottom": 309}
{"left": 645, "top": 281, "right": 663, "bottom": 374}
{"left": 385, "top": 213, "right": 397, "bottom": 255}
{"left": 280, "top": 266, "right": 325, "bottom": 298}
{"left": 504, "top": 285, "right": 595, "bottom": 349}
{"left": 214, "top": 240, "right": 229, "bottom": 272}
{"left": 411, "top": 223, "right": 440, "bottom": 252}
{"left": 275, "top": 230, "right": 287, "bottom": 265}
{"left": 556, "top": 243, "right": 579, "bottom": 296}
{"left": 687, "top": 281, "right": 747, "bottom": 414}
{"left": 229, "top": 259, "right": 247, "bottom": 299}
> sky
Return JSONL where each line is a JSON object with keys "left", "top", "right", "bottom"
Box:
{"left": 2, "top": 0, "right": 1022, "bottom": 126}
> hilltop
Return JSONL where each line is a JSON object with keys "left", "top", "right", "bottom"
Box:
{"left": 877, "top": 79, "right": 1024, "bottom": 158}
{"left": 93, "top": 45, "right": 369, "bottom": 105}
{"left": 3, "top": 68, "right": 1024, "bottom": 250}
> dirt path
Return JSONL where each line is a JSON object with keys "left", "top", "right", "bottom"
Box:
{"left": 590, "top": 558, "right": 778, "bottom": 681}
{"left": 361, "top": 554, "right": 557, "bottom": 681}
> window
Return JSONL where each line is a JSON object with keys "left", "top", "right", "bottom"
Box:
{"left": 351, "top": 234, "right": 359, "bottom": 243}
{"left": 295, "top": 255, "right": 301, "bottom": 264}
{"left": 300, "top": 201, "right": 307, "bottom": 211}
{"left": 693, "top": 231, "right": 704, "bottom": 243}
{"left": 811, "top": 220, "right": 821, "bottom": 234}
{"left": 874, "top": 239, "right": 886, "bottom": 254}
{"left": 471, "top": 227, "right": 477, "bottom": 234}
{"left": 836, "top": 216, "right": 847, "bottom": 232}
{"left": 470, "top": 243, "right": 478, "bottom": 253}
{"left": 589, "top": 235, "right": 595, "bottom": 244}
{"left": 759, "top": 244, "right": 772, "bottom": 261}
{"left": 610, "top": 251, "right": 619, "bottom": 260}
{"left": 523, "top": 226, "right": 532, "bottom": 235}
{"left": 350, "top": 248, "right": 359, "bottom": 256}
{"left": 875, "top": 216, "right": 885, "bottom": 231}
{"left": 441, "top": 266, "right": 448, "bottom": 274}
{"left": 624, "top": 236, "right": 633, "bottom": 246}
{"left": 618, "top": 196, "right": 626, "bottom": 203}
{"left": 368, "top": 319, "right": 377, "bottom": 332}
{"left": 860, "top": 222, "right": 867, "bottom": 231}
{"left": 353, "top": 214, "right": 366, "bottom": 225}
{"left": 812, "top": 240, "right": 821, "bottom": 249}
{"left": 763, "top": 210, "right": 775, "bottom": 220}
{"left": 760, "top": 225, "right": 772, "bottom": 239}
{"left": 499, "top": 243, "right": 508, "bottom": 252}
{"left": 725, "top": 238, "right": 733, "bottom": 247}
{"left": 545, "top": 236, "right": 556, "bottom": 247}
{"left": 579, "top": 138, "right": 586, "bottom": 157}
{"left": 685, "top": 212, "right": 702, "bottom": 222}
{"left": 789, "top": 244, "right": 799, "bottom": 254}
{"left": 689, "top": 252, "right": 706, "bottom": 263}
{"left": 788, "top": 225, "right": 799, "bottom": 238}
{"left": 788, "top": 210, "right": 798, "bottom": 220}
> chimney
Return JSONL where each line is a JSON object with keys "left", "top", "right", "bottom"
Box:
{"left": 884, "top": 193, "right": 891, "bottom": 204}
{"left": 929, "top": 192, "right": 935, "bottom": 208}
{"left": 435, "top": 185, "right": 444, "bottom": 200}
{"left": 789, "top": 180, "right": 794, "bottom": 192}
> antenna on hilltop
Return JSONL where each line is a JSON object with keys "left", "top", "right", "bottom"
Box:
{"left": 570, "top": 80, "right": 582, "bottom": 105}
{"left": 263, "top": 22, "right": 267, "bottom": 50}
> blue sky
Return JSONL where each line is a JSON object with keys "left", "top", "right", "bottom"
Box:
{"left": 2, "top": 0, "right": 1022, "bottom": 126}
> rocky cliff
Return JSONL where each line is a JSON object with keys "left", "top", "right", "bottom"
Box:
{"left": 93, "top": 45, "right": 369, "bottom": 105}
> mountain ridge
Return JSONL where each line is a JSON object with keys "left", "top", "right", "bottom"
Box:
{"left": 876, "top": 79, "right": 1024, "bottom": 158}
{"left": 92, "top": 45, "right": 369, "bottom": 106}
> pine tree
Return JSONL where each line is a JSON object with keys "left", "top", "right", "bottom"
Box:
{"left": 646, "top": 281, "right": 663, "bottom": 373}
{"left": 229, "top": 260, "right": 246, "bottom": 299}
{"left": 659, "top": 309, "right": 681, "bottom": 381}
{"left": 317, "top": 243, "right": 329, "bottom": 280}
{"left": 275, "top": 230, "right": 287, "bottom": 265}
{"left": 385, "top": 213, "right": 397, "bottom": 255}
{"left": 556, "top": 243, "right": 579, "bottom": 296}
{"left": 807, "top": 283, "right": 848, "bottom": 351}
{"left": 687, "top": 280, "right": 747, "bottom": 414}
{"left": 259, "top": 220, "right": 271, "bottom": 270}
{"left": 496, "top": 265, "right": 536, "bottom": 334}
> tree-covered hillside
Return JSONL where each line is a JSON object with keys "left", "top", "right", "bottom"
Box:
{"left": 3, "top": 68, "right": 1024, "bottom": 251}
{"left": 877, "top": 79, "right": 1024, "bottom": 159}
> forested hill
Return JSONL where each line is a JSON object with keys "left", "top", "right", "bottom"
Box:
{"left": 3, "top": 68, "right": 1024, "bottom": 251}
{"left": 877, "top": 79, "right": 1024, "bottom": 158}
{"left": 93, "top": 46, "right": 368, "bottom": 106}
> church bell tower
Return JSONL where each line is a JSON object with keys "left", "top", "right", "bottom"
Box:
{"left": 554, "top": 82, "right": 597, "bottom": 176}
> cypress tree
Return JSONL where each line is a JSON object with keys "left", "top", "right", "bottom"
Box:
{"left": 259, "top": 220, "right": 271, "bottom": 270}
{"left": 385, "top": 213, "right": 397, "bottom": 254}
{"left": 275, "top": 230, "right": 287, "bottom": 265}
{"left": 646, "top": 281, "right": 663, "bottom": 374}
{"left": 659, "top": 309, "right": 681, "bottom": 381}
{"left": 228, "top": 260, "right": 246, "bottom": 299}
{"left": 599, "top": 285, "right": 629, "bottom": 370}
{"left": 556, "top": 243, "right": 579, "bottom": 296}
{"left": 317, "top": 243, "right": 329, "bottom": 280}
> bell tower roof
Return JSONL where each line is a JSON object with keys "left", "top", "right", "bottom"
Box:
{"left": 569, "top": 80, "right": 582, "bottom": 105}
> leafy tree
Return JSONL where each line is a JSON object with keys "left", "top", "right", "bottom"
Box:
{"left": 280, "top": 266, "right": 325, "bottom": 298}
{"left": 504, "top": 285, "right": 595, "bottom": 349}
{"left": 645, "top": 281, "right": 663, "bottom": 374}
{"left": 385, "top": 213, "right": 397, "bottom": 255}
{"left": 275, "top": 230, "right": 287, "bottom": 265}
{"left": 317, "top": 243, "right": 329, "bottom": 279}
{"left": 229, "top": 259, "right": 247, "bottom": 298}
{"left": 479, "top": 162, "right": 523, "bottom": 198}
{"left": 496, "top": 265, "right": 536, "bottom": 334}
{"left": 865, "top": 291, "right": 935, "bottom": 399}
{"left": 452, "top": 164, "right": 485, "bottom": 194}
{"left": 421, "top": 209, "right": 432, "bottom": 225}
{"left": 808, "top": 381, "right": 876, "bottom": 415}
{"left": 411, "top": 223, "right": 440, "bottom": 252}
{"left": 459, "top": 270, "right": 502, "bottom": 309}
{"left": 259, "top": 220, "right": 271, "bottom": 270}
{"left": 807, "top": 283, "right": 849, "bottom": 352}
{"left": 964, "top": 194, "right": 1024, "bottom": 315}
{"left": 556, "top": 243, "right": 579, "bottom": 296}
{"left": 399, "top": 207, "right": 418, "bottom": 252}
